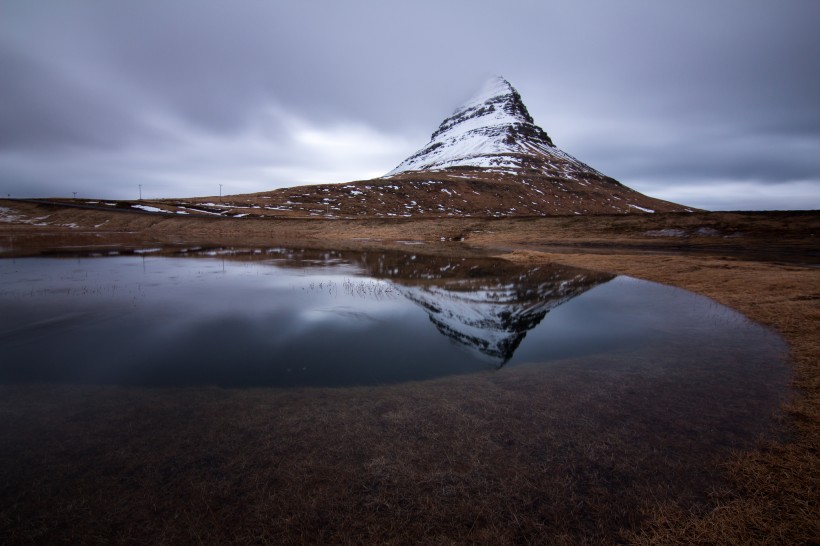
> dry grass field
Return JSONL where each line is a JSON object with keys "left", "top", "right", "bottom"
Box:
{"left": 0, "top": 199, "right": 817, "bottom": 544}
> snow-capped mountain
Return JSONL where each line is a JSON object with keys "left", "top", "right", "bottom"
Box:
{"left": 174, "top": 77, "right": 693, "bottom": 217}
{"left": 386, "top": 77, "right": 591, "bottom": 176}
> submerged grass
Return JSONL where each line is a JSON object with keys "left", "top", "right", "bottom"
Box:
{"left": 502, "top": 251, "right": 819, "bottom": 544}
{"left": 0, "top": 340, "right": 788, "bottom": 544}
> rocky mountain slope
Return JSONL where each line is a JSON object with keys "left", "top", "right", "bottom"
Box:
{"left": 159, "top": 77, "right": 694, "bottom": 218}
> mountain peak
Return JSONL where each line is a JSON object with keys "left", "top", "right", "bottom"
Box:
{"left": 245, "top": 77, "right": 695, "bottom": 217}
{"left": 386, "top": 77, "right": 556, "bottom": 175}
{"left": 455, "top": 76, "right": 534, "bottom": 125}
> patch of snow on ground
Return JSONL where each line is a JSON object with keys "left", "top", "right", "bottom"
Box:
{"left": 0, "top": 206, "right": 21, "bottom": 223}
{"left": 0, "top": 206, "right": 53, "bottom": 225}
{"left": 645, "top": 229, "right": 687, "bottom": 237}
{"left": 179, "top": 207, "right": 223, "bottom": 216}
{"left": 196, "top": 202, "right": 238, "bottom": 209}
{"left": 132, "top": 205, "right": 168, "bottom": 213}
{"left": 628, "top": 204, "right": 655, "bottom": 213}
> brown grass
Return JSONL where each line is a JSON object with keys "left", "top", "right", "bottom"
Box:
{"left": 2, "top": 200, "right": 817, "bottom": 261}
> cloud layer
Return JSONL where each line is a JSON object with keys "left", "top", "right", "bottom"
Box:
{"left": 1, "top": 0, "right": 818, "bottom": 210}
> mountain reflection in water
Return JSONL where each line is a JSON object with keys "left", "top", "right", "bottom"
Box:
{"left": 0, "top": 248, "right": 779, "bottom": 389}
{"left": 268, "top": 249, "right": 614, "bottom": 365}
{"left": 370, "top": 258, "right": 613, "bottom": 364}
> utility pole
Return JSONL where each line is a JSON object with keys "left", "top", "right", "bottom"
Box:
{"left": 219, "top": 184, "right": 223, "bottom": 201}
{"left": 72, "top": 192, "right": 77, "bottom": 199}
{"left": 138, "top": 184, "right": 142, "bottom": 201}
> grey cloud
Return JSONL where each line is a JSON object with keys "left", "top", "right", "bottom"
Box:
{"left": 0, "top": 42, "right": 149, "bottom": 150}
{"left": 576, "top": 128, "right": 820, "bottom": 186}
{"left": 0, "top": 0, "right": 818, "bottom": 210}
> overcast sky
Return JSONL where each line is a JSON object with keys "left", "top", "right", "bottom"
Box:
{"left": 1, "top": 1, "right": 818, "bottom": 210}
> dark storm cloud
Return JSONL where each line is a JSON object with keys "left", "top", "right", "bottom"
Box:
{"left": 0, "top": 0, "right": 818, "bottom": 209}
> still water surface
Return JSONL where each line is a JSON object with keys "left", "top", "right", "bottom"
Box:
{"left": 0, "top": 248, "right": 794, "bottom": 542}
{"left": 0, "top": 249, "right": 789, "bottom": 391}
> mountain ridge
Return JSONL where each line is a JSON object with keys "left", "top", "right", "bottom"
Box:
{"left": 169, "top": 77, "right": 695, "bottom": 217}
